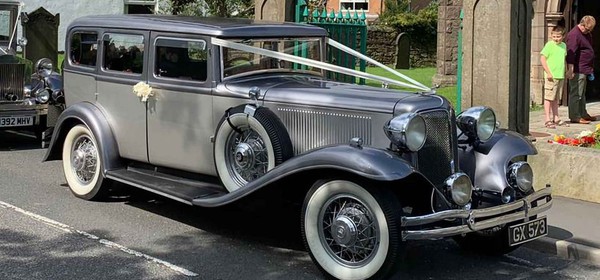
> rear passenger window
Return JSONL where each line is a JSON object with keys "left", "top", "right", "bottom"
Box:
{"left": 70, "top": 32, "right": 98, "bottom": 67}
{"left": 155, "top": 38, "right": 207, "bottom": 82}
{"left": 103, "top": 33, "right": 144, "bottom": 74}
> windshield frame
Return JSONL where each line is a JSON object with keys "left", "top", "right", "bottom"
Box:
{"left": 219, "top": 37, "right": 326, "bottom": 81}
{"left": 0, "top": 2, "right": 19, "bottom": 53}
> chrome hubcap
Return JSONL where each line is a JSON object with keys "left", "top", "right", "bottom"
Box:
{"left": 226, "top": 127, "right": 268, "bottom": 186}
{"left": 331, "top": 215, "right": 358, "bottom": 246}
{"left": 234, "top": 142, "right": 255, "bottom": 169}
{"left": 70, "top": 135, "right": 97, "bottom": 185}
{"left": 320, "top": 195, "right": 379, "bottom": 266}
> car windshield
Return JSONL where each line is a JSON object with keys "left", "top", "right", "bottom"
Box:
{"left": 0, "top": 9, "right": 13, "bottom": 41}
{"left": 222, "top": 38, "right": 322, "bottom": 78}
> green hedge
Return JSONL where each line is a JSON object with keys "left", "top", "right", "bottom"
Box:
{"left": 379, "top": 0, "right": 438, "bottom": 47}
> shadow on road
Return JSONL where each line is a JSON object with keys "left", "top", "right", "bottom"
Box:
{"left": 0, "top": 130, "right": 42, "bottom": 151}
{"left": 109, "top": 183, "right": 306, "bottom": 251}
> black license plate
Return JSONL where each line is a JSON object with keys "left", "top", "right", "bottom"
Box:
{"left": 508, "top": 216, "right": 548, "bottom": 246}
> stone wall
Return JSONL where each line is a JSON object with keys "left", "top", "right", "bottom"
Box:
{"left": 366, "top": 25, "right": 436, "bottom": 68}
{"left": 432, "top": 0, "right": 463, "bottom": 86}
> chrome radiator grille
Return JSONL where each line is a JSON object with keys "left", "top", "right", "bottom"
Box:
{"left": 417, "top": 110, "right": 455, "bottom": 186}
{"left": 277, "top": 107, "right": 372, "bottom": 155}
{"left": 0, "top": 63, "right": 25, "bottom": 101}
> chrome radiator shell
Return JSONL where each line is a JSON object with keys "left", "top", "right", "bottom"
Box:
{"left": 0, "top": 63, "right": 25, "bottom": 102}
{"left": 416, "top": 110, "right": 457, "bottom": 186}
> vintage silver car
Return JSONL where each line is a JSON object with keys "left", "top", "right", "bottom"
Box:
{"left": 0, "top": 0, "right": 63, "bottom": 143}
{"left": 44, "top": 15, "right": 552, "bottom": 280}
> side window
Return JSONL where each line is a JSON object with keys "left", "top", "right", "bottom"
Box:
{"left": 103, "top": 33, "right": 144, "bottom": 74}
{"left": 155, "top": 38, "right": 207, "bottom": 82}
{"left": 70, "top": 32, "right": 98, "bottom": 67}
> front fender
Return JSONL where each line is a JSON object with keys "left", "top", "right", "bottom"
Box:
{"left": 43, "top": 102, "right": 122, "bottom": 172}
{"left": 193, "top": 145, "right": 427, "bottom": 207}
{"left": 459, "top": 129, "right": 537, "bottom": 193}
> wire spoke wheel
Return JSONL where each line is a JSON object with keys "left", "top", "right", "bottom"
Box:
{"left": 302, "top": 180, "right": 404, "bottom": 280}
{"left": 70, "top": 135, "right": 98, "bottom": 185}
{"left": 225, "top": 127, "right": 269, "bottom": 186}
{"left": 214, "top": 106, "right": 293, "bottom": 192}
{"left": 62, "top": 124, "right": 109, "bottom": 200}
{"left": 320, "top": 194, "right": 379, "bottom": 266}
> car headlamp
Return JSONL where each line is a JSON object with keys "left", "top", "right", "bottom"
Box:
{"left": 456, "top": 106, "right": 496, "bottom": 142}
{"left": 23, "top": 85, "right": 32, "bottom": 98}
{"left": 34, "top": 58, "right": 53, "bottom": 75}
{"left": 383, "top": 113, "right": 426, "bottom": 152}
{"left": 34, "top": 88, "right": 50, "bottom": 103}
{"left": 507, "top": 161, "right": 533, "bottom": 193}
{"left": 445, "top": 173, "right": 473, "bottom": 206}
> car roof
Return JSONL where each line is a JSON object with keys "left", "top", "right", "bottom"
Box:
{"left": 69, "top": 15, "right": 328, "bottom": 38}
{"left": 0, "top": 1, "right": 20, "bottom": 7}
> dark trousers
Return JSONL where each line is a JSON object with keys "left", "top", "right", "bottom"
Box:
{"left": 568, "top": 73, "right": 591, "bottom": 120}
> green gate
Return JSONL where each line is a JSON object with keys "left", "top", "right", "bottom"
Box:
{"left": 295, "top": 0, "right": 367, "bottom": 84}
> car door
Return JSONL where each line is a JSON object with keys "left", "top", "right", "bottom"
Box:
{"left": 96, "top": 31, "right": 149, "bottom": 162}
{"left": 146, "top": 34, "right": 215, "bottom": 175}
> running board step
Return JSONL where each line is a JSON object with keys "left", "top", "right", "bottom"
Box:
{"left": 106, "top": 168, "right": 227, "bottom": 205}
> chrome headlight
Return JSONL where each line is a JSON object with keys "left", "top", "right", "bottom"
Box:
{"left": 23, "top": 85, "right": 32, "bottom": 98}
{"left": 445, "top": 173, "right": 473, "bottom": 206}
{"left": 501, "top": 187, "right": 516, "bottom": 203}
{"left": 508, "top": 161, "right": 533, "bottom": 193}
{"left": 34, "top": 58, "right": 53, "bottom": 75}
{"left": 34, "top": 88, "right": 50, "bottom": 103}
{"left": 383, "top": 113, "right": 426, "bottom": 152}
{"left": 456, "top": 106, "right": 496, "bottom": 142}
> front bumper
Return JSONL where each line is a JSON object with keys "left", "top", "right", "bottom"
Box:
{"left": 401, "top": 186, "right": 552, "bottom": 241}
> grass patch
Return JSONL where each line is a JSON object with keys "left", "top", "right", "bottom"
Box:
{"left": 362, "top": 66, "right": 457, "bottom": 108}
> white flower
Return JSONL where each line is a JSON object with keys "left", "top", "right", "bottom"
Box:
{"left": 577, "top": 130, "right": 593, "bottom": 138}
{"left": 133, "top": 81, "right": 153, "bottom": 102}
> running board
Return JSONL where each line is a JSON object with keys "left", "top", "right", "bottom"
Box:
{"left": 106, "top": 168, "right": 227, "bottom": 205}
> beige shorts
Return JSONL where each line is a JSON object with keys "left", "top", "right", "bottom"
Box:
{"left": 543, "top": 79, "right": 564, "bottom": 101}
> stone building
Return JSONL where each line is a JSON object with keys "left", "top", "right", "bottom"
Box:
{"left": 435, "top": 0, "right": 600, "bottom": 106}
{"left": 17, "top": 0, "right": 159, "bottom": 51}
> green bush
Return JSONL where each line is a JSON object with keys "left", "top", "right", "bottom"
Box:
{"left": 379, "top": 0, "right": 438, "bottom": 46}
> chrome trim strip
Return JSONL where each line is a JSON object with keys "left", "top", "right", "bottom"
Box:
{"left": 401, "top": 187, "right": 552, "bottom": 240}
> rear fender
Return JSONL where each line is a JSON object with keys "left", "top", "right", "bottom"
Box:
{"left": 43, "top": 102, "right": 122, "bottom": 173}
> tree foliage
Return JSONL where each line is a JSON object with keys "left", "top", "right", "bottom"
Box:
{"left": 379, "top": 0, "right": 439, "bottom": 44}
{"left": 158, "top": 0, "right": 254, "bottom": 17}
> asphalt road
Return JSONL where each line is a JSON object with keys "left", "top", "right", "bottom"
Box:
{"left": 1, "top": 130, "right": 600, "bottom": 280}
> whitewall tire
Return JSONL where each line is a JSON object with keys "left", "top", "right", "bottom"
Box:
{"left": 62, "top": 124, "right": 108, "bottom": 200}
{"left": 214, "top": 106, "right": 293, "bottom": 192}
{"left": 301, "top": 180, "right": 403, "bottom": 280}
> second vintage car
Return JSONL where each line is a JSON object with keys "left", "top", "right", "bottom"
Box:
{"left": 44, "top": 15, "right": 552, "bottom": 280}
{"left": 0, "top": 0, "right": 64, "bottom": 144}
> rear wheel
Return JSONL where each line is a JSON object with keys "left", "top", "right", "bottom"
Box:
{"left": 301, "top": 179, "right": 404, "bottom": 280}
{"left": 62, "top": 124, "right": 109, "bottom": 200}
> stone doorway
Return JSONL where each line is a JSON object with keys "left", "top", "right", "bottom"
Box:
{"left": 555, "top": 0, "right": 600, "bottom": 102}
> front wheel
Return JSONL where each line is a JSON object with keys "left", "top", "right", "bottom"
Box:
{"left": 62, "top": 124, "right": 109, "bottom": 200}
{"left": 301, "top": 179, "right": 404, "bottom": 280}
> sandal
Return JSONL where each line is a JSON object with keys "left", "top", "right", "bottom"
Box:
{"left": 554, "top": 119, "right": 570, "bottom": 127}
{"left": 545, "top": 121, "right": 556, "bottom": 128}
